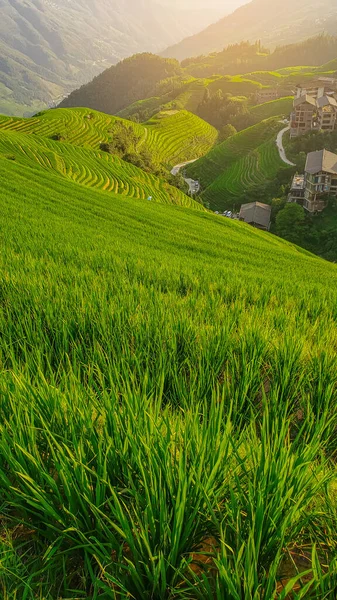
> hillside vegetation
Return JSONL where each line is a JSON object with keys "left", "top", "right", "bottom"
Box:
{"left": 59, "top": 38, "right": 337, "bottom": 124}
{"left": 186, "top": 117, "right": 287, "bottom": 209}
{"left": 0, "top": 0, "right": 217, "bottom": 116}
{"left": 0, "top": 107, "right": 211, "bottom": 209}
{"left": 0, "top": 141, "right": 337, "bottom": 597}
{"left": 0, "top": 107, "right": 217, "bottom": 168}
{"left": 187, "top": 119, "right": 279, "bottom": 187}
{"left": 162, "top": 0, "right": 337, "bottom": 60}
{"left": 250, "top": 96, "right": 294, "bottom": 120}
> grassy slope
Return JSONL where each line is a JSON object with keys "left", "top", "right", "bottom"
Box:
{"left": 0, "top": 108, "right": 207, "bottom": 209}
{"left": 0, "top": 107, "right": 217, "bottom": 168}
{"left": 186, "top": 117, "right": 289, "bottom": 211}
{"left": 144, "top": 109, "right": 218, "bottom": 165}
{"left": 188, "top": 116, "right": 283, "bottom": 177}
{"left": 0, "top": 152, "right": 337, "bottom": 597}
{"left": 250, "top": 96, "right": 294, "bottom": 120}
{"left": 0, "top": 129, "right": 201, "bottom": 209}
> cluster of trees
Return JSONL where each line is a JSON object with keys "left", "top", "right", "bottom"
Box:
{"left": 180, "top": 35, "right": 337, "bottom": 79}
{"left": 100, "top": 122, "right": 187, "bottom": 193}
{"left": 197, "top": 89, "right": 254, "bottom": 131}
{"left": 272, "top": 198, "right": 337, "bottom": 262}
{"left": 61, "top": 54, "right": 181, "bottom": 116}
{"left": 287, "top": 129, "right": 337, "bottom": 170}
{"left": 269, "top": 34, "right": 337, "bottom": 70}
{"left": 181, "top": 42, "right": 268, "bottom": 78}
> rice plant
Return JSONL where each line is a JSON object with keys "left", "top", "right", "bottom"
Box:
{"left": 0, "top": 128, "right": 336, "bottom": 598}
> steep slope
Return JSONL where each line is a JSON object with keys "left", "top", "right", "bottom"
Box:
{"left": 63, "top": 42, "right": 337, "bottom": 128}
{"left": 161, "top": 0, "right": 337, "bottom": 60}
{"left": 0, "top": 107, "right": 209, "bottom": 209}
{"left": 0, "top": 128, "right": 201, "bottom": 209}
{"left": 0, "top": 136, "right": 337, "bottom": 596}
{"left": 59, "top": 54, "right": 182, "bottom": 116}
{"left": 0, "top": 106, "right": 217, "bottom": 166}
{"left": 0, "top": 0, "right": 215, "bottom": 116}
{"left": 186, "top": 117, "right": 289, "bottom": 210}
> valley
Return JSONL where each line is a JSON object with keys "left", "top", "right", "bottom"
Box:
{"left": 1, "top": 6, "right": 337, "bottom": 598}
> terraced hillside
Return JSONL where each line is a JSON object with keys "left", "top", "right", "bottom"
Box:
{"left": 204, "top": 137, "right": 288, "bottom": 210}
{"left": 0, "top": 109, "right": 143, "bottom": 151}
{"left": 250, "top": 97, "right": 293, "bottom": 121}
{"left": 187, "top": 118, "right": 283, "bottom": 186}
{"left": 0, "top": 107, "right": 217, "bottom": 168}
{"left": 186, "top": 117, "right": 289, "bottom": 211}
{"left": 116, "top": 79, "right": 215, "bottom": 123}
{"left": 0, "top": 129, "right": 200, "bottom": 209}
{"left": 0, "top": 108, "right": 208, "bottom": 210}
{"left": 144, "top": 109, "right": 218, "bottom": 165}
{"left": 1, "top": 146, "right": 337, "bottom": 598}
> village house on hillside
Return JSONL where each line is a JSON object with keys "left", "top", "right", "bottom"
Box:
{"left": 316, "top": 96, "right": 337, "bottom": 131}
{"left": 255, "top": 88, "right": 279, "bottom": 104}
{"left": 239, "top": 202, "right": 271, "bottom": 230}
{"left": 290, "top": 79, "right": 337, "bottom": 137}
{"left": 291, "top": 95, "right": 317, "bottom": 137}
{"left": 288, "top": 149, "right": 337, "bottom": 213}
{"left": 304, "top": 149, "right": 337, "bottom": 213}
{"left": 288, "top": 174, "right": 305, "bottom": 205}
{"left": 295, "top": 78, "right": 337, "bottom": 100}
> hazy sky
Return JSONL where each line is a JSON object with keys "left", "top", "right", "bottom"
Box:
{"left": 159, "top": 0, "right": 246, "bottom": 11}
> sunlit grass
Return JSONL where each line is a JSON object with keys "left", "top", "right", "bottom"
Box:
{"left": 0, "top": 133, "right": 337, "bottom": 598}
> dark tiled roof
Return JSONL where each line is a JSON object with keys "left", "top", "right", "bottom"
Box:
{"left": 293, "top": 94, "right": 317, "bottom": 108}
{"left": 239, "top": 202, "right": 271, "bottom": 228}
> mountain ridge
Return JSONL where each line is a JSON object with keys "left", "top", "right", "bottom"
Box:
{"left": 161, "top": 0, "right": 337, "bottom": 60}
{"left": 0, "top": 0, "right": 224, "bottom": 116}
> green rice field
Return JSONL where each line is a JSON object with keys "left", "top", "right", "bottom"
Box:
{"left": 0, "top": 128, "right": 200, "bottom": 209}
{"left": 0, "top": 120, "right": 337, "bottom": 598}
{"left": 186, "top": 117, "right": 287, "bottom": 209}
{"left": 0, "top": 107, "right": 217, "bottom": 169}
{"left": 250, "top": 97, "right": 293, "bottom": 121}
{"left": 202, "top": 136, "right": 287, "bottom": 210}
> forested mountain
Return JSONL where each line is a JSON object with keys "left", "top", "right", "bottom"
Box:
{"left": 183, "top": 35, "right": 337, "bottom": 77}
{"left": 60, "top": 54, "right": 182, "bottom": 116}
{"left": 60, "top": 37, "right": 337, "bottom": 118}
{"left": 0, "top": 0, "right": 221, "bottom": 117}
{"left": 161, "top": 0, "right": 337, "bottom": 60}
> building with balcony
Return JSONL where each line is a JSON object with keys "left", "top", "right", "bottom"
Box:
{"left": 303, "top": 149, "right": 337, "bottom": 213}
{"left": 316, "top": 95, "right": 337, "bottom": 132}
{"left": 287, "top": 174, "right": 305, "bottom": 205}
{"left": 295, "top": 79, "right": 337, "bottom": 100}
{"left": 290, "top": 95, "right": 317, "bottom": 138}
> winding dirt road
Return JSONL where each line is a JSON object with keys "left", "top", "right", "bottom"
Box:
{"left": 276, "top": 126, "right": 296, "bottom": 167}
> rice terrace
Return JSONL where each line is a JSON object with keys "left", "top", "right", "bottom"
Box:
{"left": 1, "top": 2, "right": 337, "bottom": 599}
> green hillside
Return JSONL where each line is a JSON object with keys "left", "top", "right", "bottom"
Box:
{"left": 0, "top": 129, "right": 199, "bottom": 209}
{"left": 187, "top": 118, "right": 283, "bottom": 184}
{"left": 203, "top": 137, "right": 288, "bottom": 210}
{"left": 0, "top": 108, "right": 143, "bottom": 151}
{"left": 186, "top": 117, "right": 289, "bottom": 211}
{"left": 1, "top": 138, "right": 337, "bottom": 597}
{"left": 59, "top": 39, "right": 337, "bottom": 127}
{"left": 0, "top": 108, "right": 207, "bottom": 210}
{"left": 0, "top": 107, "right": 217, "bottom": 168}
{"left": 250, "top": 97, "right": 294, "bottom": 120}
{"left": 144, "top": 109, "right": 218, "bottom": 165}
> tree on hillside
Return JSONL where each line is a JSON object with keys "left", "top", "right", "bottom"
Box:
{"left": 197, "top": 90, "right": 250, "bottom": 130}
{"left": 219, "top": 124, "right": 237, "bottom": 143}
{"left": 276, "top": 203, "right": 306, "bottom": 244}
